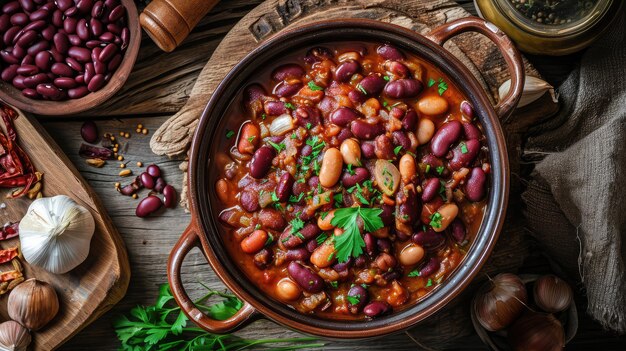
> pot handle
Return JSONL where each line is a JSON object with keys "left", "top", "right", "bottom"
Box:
{"left": 168, "top": 222, "right": 257, "bottom": 333}
{"left": 425, "top": 17, "right": 524, "bottom": 119}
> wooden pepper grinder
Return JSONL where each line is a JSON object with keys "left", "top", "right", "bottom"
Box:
{"left": 139, "top": 0, "right": 220, "bottom": 52}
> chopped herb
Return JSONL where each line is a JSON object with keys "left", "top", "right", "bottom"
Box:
{"left": 306, "top": 122, "right": 312, "bottom": 130}
{"left": 307, "top": 81, "right": 324, "bottom": 91}
{"left": 254, "top": 224, "right": 261, "bottom": 230}
{"left": 317, "top": 183, "right": 322, "bottom": 194}
{"left": 436, "top": 166, "right": 445, "bottom": 175}
{"left": 427, "top": 78, "right": 436, "bottom": 87}
{"left": 347, "top": 164, "right": 355, "bottom": 175}
{"left": 402, "top": 214, "right": 409, "bottom": 220}
{"left": 425, "top": 164, "right": 431, "bottom": 173}
{"left": 382, "top": 101, "right": 389, "bottom": 107}
{"left": 267, "top": 140, "right": 285, "bottom": 152}
{"left": 289, "top": 193, "right": 304, "bottom": 203}
{"left": 408, "top": 270, "right": 421, "bottom": 277}
{"left": 331, "top": 207, "right": 384, "bottom": 262}
{"left": 354, "top": 184, "right": 369, "bottom": 205}
{"left": 425, "top": 279, "right": 433, "bottom": 287}
{"left": 273, "top": 203, "right": 283, "bottom": 211}
{"left": 316, "top": 233, "right": 329, "bottom": 245}
{"left": 429, "top": 212, "right": 443, "bottom": 229}
{"left": 333, "top": 193, "right": 343, "bottom": 206}
{"left": 329, "top": 281, "right": 338, "bottom": 289}
{"left": 356, "top": 83, "right": 367, "bottom": 95}
{"left": 291, "top": 133, "right": 297, "bottom": 139}
{"left": 437, "top": 78, "right": 448, "bottom": 96}
{"left": 225, "top": 130, "right": 235, "bottom": 139}
{"left": 460, "top": 142, "right": 468, "bottom": 154}
{"left": 361, "top": 284, "right": 368, "bottom": 289}
{"left": 261, "top": 113, "right": 267, "bottom": 120}
{"left": 346, "top": 295, "right": 361, "bottom": 305}
{"left": 265, "top": 234, "right": 274, "bottom": 246}
{"left": 271, "top": 191, "right": 280, "bottom": 202}
{"left": 320, "top": 211, "right": 330, "bottom": 220}
{"left": 394, "top": 145, "right": 403, "bottom": 155}
{"left": 247, "top": 136, "right": 256, "bottom": 143}
{"left": 383, "top": 75, "right": 390, "bottom": 81}
{"left": 290, "top": 218, "right": 305, "bottom": 233}
{"left": 284, "top": 102, "right": 296, "bottom": 110}
{"left": 312, "top": 159, "right": 321, "bottom": 175}
{"left": 295, "top": 232, "right": 305, "bottom": 240}
{"left": 296, "top": 178, "right": 306, "bottom": 183}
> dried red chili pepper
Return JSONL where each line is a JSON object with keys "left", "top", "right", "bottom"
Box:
{"left": 0, "top": 222, "right": 19, "bottom": 241}
{"left": 0, "top": 247, "right": 19, "bottom": 264}
{"left": 0, "top": 269, "right": 21, "bottom": 282}
{"left": 79, "top": 143, "right": 114, "bottom": 160}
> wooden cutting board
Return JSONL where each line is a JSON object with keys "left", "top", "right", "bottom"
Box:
{"left": 0, "top": 104, "right": 130, "bottom": 350}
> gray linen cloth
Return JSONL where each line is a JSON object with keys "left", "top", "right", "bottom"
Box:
{"left": 522, "top": 13, "right": 626, "bottom": 333}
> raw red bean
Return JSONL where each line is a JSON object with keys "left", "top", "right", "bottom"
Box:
{"left": 53, "top": 32, "right": 69, "bottom": 54}
{"left": 120, "top": 27, "right": 129, "bottom": 50}
{"left": 465, "top": 167, "right": 486, "bottom": 202}
{"left": 275, "top": 172, "right": 294, "bottom": 202}
{"left": 34, "top": 50, "right": 51, "bottom": 71}
{"left": 50, "top": 62, "right": 72, "bottom": 76}
{"left": 358, "top": 74, "right": 386, "bottom": 95}
{"left": 418, "top": 257, "right": 439, "bottom": 277}
{"left": 76, "top": 18, "right": 89, "bottom": 40}
{"left": 21, "top": 88, "right": 39, "bottom": 99}
{"left": 384, "top": 78, "right": 423, "bottom": 99}
{"left": 94, "top": 59, "right": 106, "bottom": 74}
{"left": 65, "top": 57, "right": 83, "bottom": 72}
{"left": 271, "top": 63, "right": 305, "bottom": 81}
{"left": 108, "top": 4, "right": 125, "bottom": 22}
{"left": 87, "top": 73, "right": 104, "bottom": 91}
{"left": 26, "top": 40, "right": 49, "bottom": 56}
{"left": 56, "top": 0, "right": 73, "bottom": 11}
{"left": 10, "top": 13, "right": 29, "bottom": 26}
{"left": 0, "top": 50, "right": 19, "bottom": 64}
{"left": 76, "top": 0, "right": 94, "bottom": 14}
{"left": 249, "top": 146, "right": 275, "bottom": 179}
{"left": 430, "top": 120, "right": 462, "bottom": 157}
{"left": 351, "top": 120, "right": 384, "bottom": 140}
{"left": 28, "top": 8, "right": 49, "bottom": 21}
{"left": 139, "top": 172, "right": 154, "bottom": 189}
{"left": 64, "top": 6, "right": 78, "bottom": 17}
{"left": 89, "top": 18, "right": 103, "bottom": 36}
{"left": 0, "top": 14, "right": 10, "bottom": 32}
{"left": 20, "top": 55, "right": 34, "bottom": 66}
{"left": 412, "top": 229, "right": 444, "bottom": 250}
{"left": 12, "top": 75, "right": 27, "bottom": 89}
{"left": 99, "top": 31, "right": 114, "bottom": 42}
{"left": 16, "top": 65, "right": 38, "bottom": 76}
{"left": 106, "top": 23, "right": 122, "bottom": 35}
{"left": 51, "top": 9, "right": 63, "bottom": 27}
{"left": 341, "top": 167, "right": 369, "bottom": 188}
{"left": 1, "top": 65, "right": 19, "bottom": 82}
{"left": 421, "top": 178, "right": 440, "bottom": 202}
{"left": 463, "top": 122, "right": 481, "bottom": 140}
{"left": 22, "top": 20, "right": 46, "bottom": 32}
{"left": 377, "top": 44, "right": 404, "bottom": 60}
{"left": 3, "top": 27, "right": 20, "bottom": 45}
{"left": 154, "top": 177, "right": 166, "bottom": 193}
{"left": 363, "top": 301, "right": 391, "bottom": 318}
{"left": 2, "top": 1, "right": 20, "bottom": 14}
{"left": 64, "top": 17, "right": 77, "bottom": 34}
{"left": 163, "top": 185, "right": 177, "bottom": 208}
{"left": 347, "top": 285, "right": 369, "bottom": 314}
{"left": 147, "top": 164, "right": 161, "bottom": 178}
{"left": 106, "top": 53, "right": 121, "bottom": 71}
{"left": 450, "top": 139, "right": 480, "bottom": 171}
{"left": 80, "top": 121, "right": 98, "bottom": 143}
{"left": 84, "top": 62, "right": 95, "bottom": 83}
{"left": 36, "top": 83, "right": 61, "bottom": 98}
{"left": 86, "top": 40, "right": 103, "bottom": 48}
{"left": 402, "top": 109, "right": 418, "bottom": 131}
{"left": 450, "top": 219, "right": 466, "bottom": 243}
{"left": 68, "top": 46, "right": 91, "bottom": 62}
{"left": 16, "top": 30, "right": 37, "bottom": 48}
{"left": 23, "top": 72, "right": 48, "bottom": 87}
{"left": 98, "top": 42, "right": 117, "bottom": 62}
{"left": 136, "top": 195, "right": 163, "bottom": 217}
{"left": 68, "top": 34, "right": 82, "bottom": 47}
{"left": 20, "top": 0, "right": 35, "bottom": 11}
{"left": 287, "top": 261, "right": 324, "bottom": 293}
{"left": 330, "top": 107, "right": 360, "bottom": 127}
{"left": 68, "top": 86, "right": 89, "bottom": 99}
{"left": 92, "top": 1, "right": 104, "bottom": 18}
{"left": 335, "top": 60, "right": 360, "bottom": 82}
{"left": 12, "top": 45, "right": 26, "bottom": 59}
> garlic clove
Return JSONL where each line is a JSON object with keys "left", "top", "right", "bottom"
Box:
{"left": 19, "top": 195, "right": 95, "bottom": 274}
{"left": 0, "top": 321, "right": 31, "bottom": 351}
{"left": 499, "top": 76, "right": 558, "bottom": 108}
{"left": 8, "top": 278, "right": 60, "bottom": 331}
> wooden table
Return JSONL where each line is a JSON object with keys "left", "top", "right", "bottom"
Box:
{"left": 36, "top": 1, "right": 623, "bottom": 349}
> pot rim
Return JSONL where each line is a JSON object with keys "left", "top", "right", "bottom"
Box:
{"left": 187, "top": 18, "right": 510, "bottom": 338}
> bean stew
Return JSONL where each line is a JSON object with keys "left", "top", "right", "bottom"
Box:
{"left": 213, "top": 42, "right": 489, "bottom": 320}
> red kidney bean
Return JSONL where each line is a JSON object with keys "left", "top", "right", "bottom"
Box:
{"left": 250, "top": 145, "right": 275, "bottom": 179}
{"left": 108, "top": 4, "right": 125, "bottom": 22}
{"left": 23, "top": 72, "right": 48, "bottom": 87}
{"left": 1, "top": 65, "right": 19, "bottom": 82}
{"left": 375, "top": 238, "right": 391, "bottom": 254}
{"left": 41, "top": 24, "right": 55, "bottom": 40}
{"left": 293, "top": 106, "right": 321, "bottom": 127}
{"left": 421, "top": 154, "right": 444, "bottom": 171}
{"left": 75, "top": 75, "right": 86, "bottom": 85}
{"left": 285, "top": 248, "right": 310, "bottom": 262}
{"left": 3, "top": 27, "right": 20, "bottom": 45}
{"left": 83, "top": 61, "right": 94, "bottom": 82}
{"left": 139, "top": 172, "right": 154, "bottom": 189}
{"left": 0, "top": 14, "right": 10, "bottom": 32}
{"left": 68, "top": 85, "right": 89, "bottom": 98}
{"left": 22, "top": 57, "right": 37, "bottom": 68}
{"left": 460, "top": 100, "right": 474, "bottom": 118}
{"left": 305, "top": 239, "right": 318, "bottom": 253}
{"left": 336, "top": 128, "right": 353, "bottom": 143}
{"left": 56, "top": 0, "right": 73, "bottom": 11}
{"left": 80, "top": 120, "right": 98, "bottom": 143}
{"left": 271, "top": 63, "right": 305, "bottom": 81}
{"left": 68, "top": 46, "right": 90, "bottom": 62}
{"left": 10, "top": 13, "right": 28, "bottom": 26}
{"left": 377, "top": 44, "right": 404, "bottom": 60}
{"left": 330, "top": 107, "right": 360, "bottom": 127}
{"left": 34, "top": 49, "right": 50, "bottom": 70}
{"left": 418, "top": 257, "right": 439, "bottom": 277}
{"left": 76, "top": 18, "right": 89, "bottom": 40}
{"left": 153, "top": 177, "right": 165, "bottom": 193}
{"left": 120, "top": 27, "right": 129, "bottom": 50}
{"left": 91, "top": 46, "right": 102, "bottom": 60}
{"left": 450, "top": 218, "right": 466, "bottom": 243}
{"left": 147, "top": 164, "right": 161, "bottom": 178}
{"left": 16, "top": 64, "right": 38, "bottom": 76}
{"left": 0, "top": 50, "right": 19, "bottom": 64}
{"left": 51, "top": 9, "right": 63, "bottom": 27}
{"left": 19, "top": 0, "right": 36, "bottom": 11}
{"left": 347, "top": 285, "right": 369, "bottom": 313}
{"left": 50, "top": 62, "right": 72, "bottom": 76}
{"left": 99, "top": 31, "right": 114, "bottom": 42}
{"left": 22, "top": 20, "right": 46, "bottom": 32}
{"left": 348, "top": 89, "right": 366, "bottom": 103}
{"left": 341, "top": 167, "right": 370, "bottom": 188}
{"left": 287, "top": 261, "right": 324, "bottom": 293}
{"left": 136, "top": 195, "right": 163, "bottom": 217}
{"left": 36, "top": 83, "right": 61, "bottom": 98}
{"left": 280, "top": 223, "right": 320, "bottom": 249}
{"left": 363, "top": 301, "right": 391, "bottom": 318}
{"left": 412, "top": 229, "right": 444, "bottom": 250}
{"left": 364, "top": 233, "right": 376, "bottom": 257}
{"left": 98, "top": 42, "right": 117, "bottom": 62}
{"left": 358, "top": 74, "right": 386, "bottom": 95}
{"left": 465, "top": 167, "right": 486, "bottom": 202}
{"left": 26, "top": 40, "right": 48, "bottom": 56}
{"left": 53, "top": 32, "right": 69, "bottom": 53}
{"left": 396, "top": 187, "right": 419, "bottom": 224}
{"left": 449, "top": 139, "right": 480, "bottom": 171}
{"left": 253, "top": 248, "right": 273, "bottom": 269}
{"left": 15, "top": 30, "right": 37, "bottom": 48}
{"left": 360, "top": 140, "right": 375, "bottom": 159}
{"left": 21, "top": 88, "right": 39, "bottom": 99}
{"left": 258, "top": 208, "right": 286, "bottom": 230}
{"left": 92, "top": 1, "right": 104, "bottom": 18}
{"left": 86, "top": 40, "right": 103, "bottom": 48}
{"left": 86, "top": 18, "right": 102, "bottom": 37}
{"left": 106, "top": 23, "right": 122, "bottom": 35}
{"left": 93, "top": 58, "right": 106, "bottom": 74}
{"left": 303, "top": 46, "right": 332, "bottom": 63}
{"left": 384, "top": 60, "right": 410, "bottom": 78}
{"left": 12, "top": 75, "right": 26, "bottom": 89}
{"left": 273, "top": 80, "right": 302, "bottom": 97}
{"left": 275, "top": 172, "right": 294, "bottom": 202}
{"left": 374, "top": 134, "right": 394, "bottom": 160}
{"left": 384, "top": 78, "right": 423, "bottom": 99}
{"left": 64, "top": 6, "right": 78, "bottom": 17}
{"left": 421, "top": 178, "right": 440, "bottom": 202}
{"left": 87, "top": 72, "right": 104, "bottom": 91}
{"left": 239, "top": 189, "right": 259, "bottom": 212}
{"left": 335, "top": 60, "right": 360, "bottom": 82}
{"left": 76, "top": 0, "right": 93, "bottom": 14}
{"left": 29, "top": 8, "right": 49, "bottom": 21}
{"left": 163, "top": 185, "right": 177, "bottom": 208}
{"left": 430, "top": 120, "right": 462, "bottom": 157}
{"left": 402, "top": 109, "right": 417, "bottom": 131}
{"left": 392, "top": 131, "right": 411, "bottom": 151}
{"left": 68, "top": 34, "right": 82, "bottom": 46}
{"left": 106, "top": 52, "right": 121, "bottom": 71}
{"left": 379, "top": 203, "right": 394, "bottom": 227}
{"left": 263, "top": 100, "right": 286, "bottom": 116}
{"left": 12, "top": 45, "right": 26, "bottom": 59}
{"left": 351, "top": 120, "right": 384, "bottom": 140}
{"left": 64, "top": 17, "right": 77, "bottom": 34}
{"left": 2, "top": 1, "right": 20, "bottom": 14}
{"left": 463, "top": 122, "right": 481, "bottom": 140}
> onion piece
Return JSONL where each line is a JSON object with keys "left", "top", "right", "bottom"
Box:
{"left": 472, "top": 273, "right": 528, "bottom": 331}
{"left": 269, "top": 114, "right": 295, "bottom": 136}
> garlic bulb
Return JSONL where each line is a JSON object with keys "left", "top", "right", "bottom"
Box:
{"left": 0, "top": 321, "right": 31, "bottom": 351}
{"left": 19, "top": 195, "right": 95, "bottom": 274}
{"left": 8, "top": 279, "right": 59, "bottom": 331}
{"left": 499, "top": 76, "right": 558, "bottom": 108}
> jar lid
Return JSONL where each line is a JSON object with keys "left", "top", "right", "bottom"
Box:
{"left": 494, "top": 0, "right": 613, "bottom": 38}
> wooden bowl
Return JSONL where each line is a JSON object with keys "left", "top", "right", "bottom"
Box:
{"left": 0, "top": 0, "right": 141, "bottom": 116}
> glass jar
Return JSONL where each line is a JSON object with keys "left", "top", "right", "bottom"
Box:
{"left": 475, "top": 0, "right": 623, "bottom": 55}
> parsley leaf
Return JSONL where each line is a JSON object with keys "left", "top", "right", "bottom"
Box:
{"left": 306, "top": 122, "right": 312, "bottom": 130}
{"left": 346, "top": 295, "right": 361, "bottom": 305}
{"left": 460, "top": 142, "right": 468, "bottom": 154}
{"left": 284, "top": 102, "right": 296, "bottom": 110}
{"left": 331, "top": 207, "right": 383, "bottom": 263}
{"left": 329, "top": 281, "right": 339, "bottom": 289}
{"left": 308, "top": 81, "right": 324, "bottom": 91}
{"left": 426, "top": 279, "right": 433, "bottom": 287}
{"left": 438, "top": 78, "right": 448, "bottom": 95}
{"left": 247, "top": 135, "right": 256, "bottom": 143}
{"left": 356, "top": 83, "right": 368, "bottom": 95}
{"left": 427, "top": 78, "right": 436, "bottom": 87}
{"left": 429, "top": 212, "right": 443, "bottom": 229}
{"left": 408, "top": 270, "right": 421, "bottom": 277}
{"left": 225, "top": 129, "right": 235, "bottom": 139}
{"left": 267, "top": 140, "right": 285, "bottom": 152}
{"left": 383, "top": 75, "right": 390, "bottom": 81}
{"left": 316, "top": 233, "right": 329, "bottom": 245}
{"left": 436, "top": 166, "right": 445, "bottom": 175}
{"left": 394, "top": 145, "right": 403, "bottom": 155}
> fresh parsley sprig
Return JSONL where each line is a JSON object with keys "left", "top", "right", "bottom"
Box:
{"left": 331, "top": 206, "right": 384, "bottom": 263}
